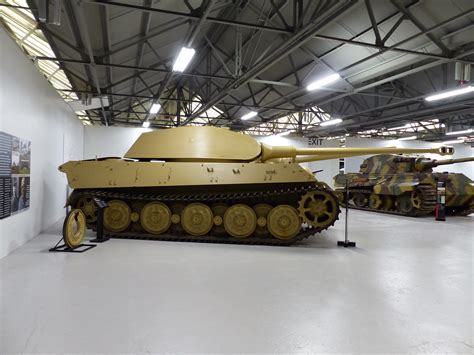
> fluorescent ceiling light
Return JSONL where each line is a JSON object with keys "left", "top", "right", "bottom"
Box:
{"left": 241, "top": 111, "right": 258, "bottom": 120}
{"left": 173, "top": 47, "right": 196, "bottom": 72}
{"left": 397, "top": 136, "right": 417, "bottom": 141}
{"left": 387, "top": 123, "right": 411, "bottom": 131}
{"left": 446, "top": 128, "right": 473, "bottom": 135}
{"left": 320, "top": 118, "right": 342, "bottom": 126}
{"left": 307, "top": 73, "right": 341, "bottom": 91}
{"left": 442, "top": 139, "right": 465, "bottom": 144}
{"left": 142, "top": 121, "right": 150, "bottom": 128}
{"left": 276, "top": 131, "right": 292, "bottom": 136}
{"left": 425, "top": 86, "right": 474, "bottom": 101}
{"left": 150, "top": 103, "right": 161, "bottom": 114}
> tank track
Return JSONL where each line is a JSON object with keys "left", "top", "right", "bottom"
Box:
{"left": 72, "top": 183, "right": 340, "bottom": 246}
{"left": 336, "top": 185, "right": 437, "bottom": 217}
{"left": 451, "top": 199, "right": 474, "bottom": 216}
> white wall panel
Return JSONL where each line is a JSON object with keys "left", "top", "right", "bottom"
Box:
{"left": 0, "top": 28, "right": 84, "bottom": 258}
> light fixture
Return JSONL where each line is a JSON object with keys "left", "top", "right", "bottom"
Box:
{"left": 276, "top": 131, "right": 292, "bottom": 136}
{"left": 446, "top": 128, "right": 473, "bottom": 135}
{"left": 307, "top": 73, "right": 341, "bottom": 91}
{"left": 241, "top": 111, "right": 258, "bottom": 120}
{"left": 142, "top": 121, "right": 150, "bottom": 128}
{"left": 397, "top": 136, "right": 417, "bottom": 141}
{"left": 150, "top": 103, "right": 161, "bottom": 114}
{"left": 320, "top": 118, "right": 342, "bottom": 126}
{"left": 442, "top": 139, "right": 465, "bottom": 144}
{"left": 172, "top": 47, "right": 196, "bottom": 72}
{"left": 425, "top": 86, "right": 474, "bottom": 101}
{"left": 387, "top": 123, "right": 411, "bottom": 131}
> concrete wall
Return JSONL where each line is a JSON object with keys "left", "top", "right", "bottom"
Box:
{"left": 345, "top": 137, "right": 473, "bottom": 179}
{"left": 0, "top": 28, "right": 84, "bottom": 259}
{"left": 83, "top": 126, "right": 340, "bottom": 188}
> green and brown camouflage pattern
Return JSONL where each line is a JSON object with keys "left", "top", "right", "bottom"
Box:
{"left": 334, "top": 154, "right": 474, "bottom": 215}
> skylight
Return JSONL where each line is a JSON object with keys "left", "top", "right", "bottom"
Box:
{"left": 0, "top": 0, "right": 89, "bottom": 124}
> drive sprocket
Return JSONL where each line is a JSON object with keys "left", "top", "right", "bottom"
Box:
{"left": 298, "top": 190, "right": 339, "bottom": 229}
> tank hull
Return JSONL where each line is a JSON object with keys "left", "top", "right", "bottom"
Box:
{"left": 60, "top": 159, "right": 315, "bottom": 189}
{"left": 63, "top": 160, "right": 340, "bottom": 245}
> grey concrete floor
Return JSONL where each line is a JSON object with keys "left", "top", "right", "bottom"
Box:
{"left": 1, "top": 210, "right": 473, "bottom": 354}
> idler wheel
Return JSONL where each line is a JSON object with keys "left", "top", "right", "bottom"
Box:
{"left": 298, "top": 190, "right": 338, "bottom": 229}
{"left": 267, "top": 205, "right": 301, "bottom": 240}
{"left": 76, "top": 195, "right": 97, "bottom": 223}
{"left": 253, "top": 203, "right": 272, "bottom": 237}
{"left": 181, "top": 203, "right": 213, "bottom": 236}
{"left": 368, "top": 193, "right": 383, "bottom": 210}
{"left": 140, "top": 202, "right": 171, "bottom": 235}
{"left": 224, "top": 204, "right": 257, "bottom": 238}
{"left": 104, "top": 200, "right": 131, "bottom": 233}
{"left": 63, "top": 209, "right": 86, "bottom": 248}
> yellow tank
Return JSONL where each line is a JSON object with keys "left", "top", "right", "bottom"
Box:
{"left": 59, "top": 126, "right": 454, "bottom": 245}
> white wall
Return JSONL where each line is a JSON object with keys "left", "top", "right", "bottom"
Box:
{"left": 83, "top": 127, "right": 340, "bottom": 187}
{"left": 83, "top": 126, "right": 152, "bottom": 159}
{"left": 0, "top": 28, "right": 84, "bottom": 259}
{"left": 345, "top": 137, "right": 474, "bottom": 179}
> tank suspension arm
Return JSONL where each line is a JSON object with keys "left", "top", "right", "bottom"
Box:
{"left": 416, "top": 156, "right": 474, "bottom": 171}
{"left": 260, "top": 144, "right": 454, "bottom": 162}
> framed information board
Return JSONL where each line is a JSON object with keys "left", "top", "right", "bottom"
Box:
{"left": 0, "top": 132, "right": 31, "bottom": 219}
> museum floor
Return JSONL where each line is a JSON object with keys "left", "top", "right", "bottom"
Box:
{"left": 1, "top": 210, "right": 472, "bottom": 353}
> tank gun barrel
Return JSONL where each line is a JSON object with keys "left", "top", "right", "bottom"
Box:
{"left": 416, "top": 156, "right": 474, "bottom": 171}
{"left": 260, "top": 144, "right": 454, "bottom": 162}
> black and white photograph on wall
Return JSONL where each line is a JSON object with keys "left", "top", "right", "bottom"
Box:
{"left": 0, "top": 131, "right": 31, "bottom": 219}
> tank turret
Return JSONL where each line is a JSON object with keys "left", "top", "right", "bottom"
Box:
{"left": 334, "top": 153, "right": 474, "bottom": 217}
{"left": 59, "top": 126, "right": 456, "bottom": 246}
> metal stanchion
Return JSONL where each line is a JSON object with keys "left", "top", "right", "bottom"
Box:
{"left": 338, "top": 179, "right": 356, "bottom": 247}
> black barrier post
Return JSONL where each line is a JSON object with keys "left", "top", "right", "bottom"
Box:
{"left": 435, "top": 180, "right": 446, "bottom": 221}
{"left": 90, "top": 198, "right": 109, "bottom": 243}
{"left": 338, "top": 179, "right": 356, "bottom": 247}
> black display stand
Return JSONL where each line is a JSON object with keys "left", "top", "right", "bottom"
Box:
{"left": 435, "top": 180, "right": 446, "bottom": 221}
{"left": 90, "top": 198, "right": 109, "bottom": 243}
{"left": 338, "top": 180, "right": 356, "bottom": 247}
{"left": 49, "top": 238, "right": 96, "bottom": 253}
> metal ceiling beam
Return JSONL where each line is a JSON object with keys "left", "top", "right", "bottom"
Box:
{"left": 100, "top": 5, "right": 114, "bottom": 121}
{"left": 217, "top": 0, "right": 421, "bottom": 121}
{"left": 311, "top": 100, "right": 474, "bottom": 136}
{"left": 71, "top": 1, "right": 109, "bottom": 125}
{"left": 141, "top": 0, "right": 217, "bottom": 122}
{"left": 34, "top": 56, "right": 233, "bottom": 80}
{"left": 88, "top": 0, "right": 291, "bottom": 34}
{"left": 391, "top": 0, "right": 451, "bottom": 55}
{"left": 126, "top": 0, "right": 153, "bottom": 122}
{"left": 182, "top": 0, "right": 359, "bottom": 125}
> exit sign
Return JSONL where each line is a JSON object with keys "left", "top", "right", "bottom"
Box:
{"left": 308, "top": 138, "right": 323, "bottom": 146}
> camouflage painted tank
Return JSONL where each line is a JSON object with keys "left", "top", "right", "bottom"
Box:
{"left": 59, "top": 127, "right": 454, "bottom": 246}
{"left": 334, "top": 154, "right": 474, "bottom": 216}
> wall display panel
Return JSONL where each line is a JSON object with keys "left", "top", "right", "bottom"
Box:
{"left": 0, "top": 131, "right": 31, "bottom": 219}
